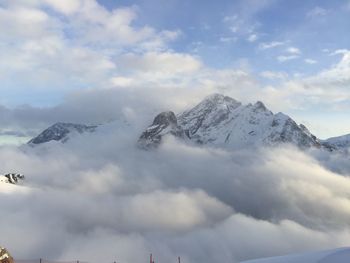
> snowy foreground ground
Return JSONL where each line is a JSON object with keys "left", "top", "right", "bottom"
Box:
{"left": 241, "top": 247, "right": 350, "bottom": 263}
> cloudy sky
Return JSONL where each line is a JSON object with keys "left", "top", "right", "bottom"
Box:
{"left": 0, "top": 0, "right": 350, "bottom": 141}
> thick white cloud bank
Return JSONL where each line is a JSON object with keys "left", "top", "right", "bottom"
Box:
{"left": 1, "top": 126, "right": 350, "bottom": 263}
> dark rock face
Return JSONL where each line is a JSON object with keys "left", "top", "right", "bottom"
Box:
{"left": 28, "top": 122, "right": 97, "bottom": 145}
{"left": 138, "top": 111, "right": 187, "bottom": 148}
{"left": 153, "top": 111, "right": 178, "bottom": 127}
{"left": 266, "top": 114, "right": 321, "bottom": 148}
{"left": 4, "top": 173, "right": 25, "bottom": 184}
{"left": 253, "top": 101, "right": 267, "bottom": 112}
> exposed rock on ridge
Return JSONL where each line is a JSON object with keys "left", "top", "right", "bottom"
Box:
{"left": 28, "top": 122, "right": 97, "bottom": 145}
{"left": 138, "top": 111, "right": 187, "bottom": 148}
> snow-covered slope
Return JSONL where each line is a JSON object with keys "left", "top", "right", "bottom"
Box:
{"left": 322, "top": 134, "right": 350, "bottom": 152}
{"left": 240, "top": 247, "right": 350, "bottom": 263}
{"left": 28, "top": 122, "right": 97, "bottom": 145}
{"left": 140, "top": 94, "right": 321, "bottom": 150}
{"left": 0, "top": 173, "right": 27, "bottom": 193}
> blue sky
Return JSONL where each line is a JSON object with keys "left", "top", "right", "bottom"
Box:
{"left": 0, "top": 0, "right": 350, "bottom": 141}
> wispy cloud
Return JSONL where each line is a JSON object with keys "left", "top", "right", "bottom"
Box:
{"left": 286, "top": 47, "right": 301, "bottom": 55}
{"left": 223, "top": 13, "right": 259, "bottom": 42}
{"left": 306, "top": 6, "right": 328, "bottom": 18}
{"left": 304, "top": 58, "right": 317, "bottom": 64}
{"left": 260, "top": 70, "right": 288, "bottom": 80}
{"left": 330, "top": 49, "right": 350, "bottom": 56}
{"left": 220, "top": 36, "right": 238, "bottom": 43}
{"left": 259, "top": 41, "right": 285, "bottom": 50}
{"left": 223, "top": 15, "right": 239, "bottom": 23}
{"left": 277, "top": 55, "right": 299, "bottom": 62}
{"left": 247, "top": 34, "right": 258, "bottom": 42}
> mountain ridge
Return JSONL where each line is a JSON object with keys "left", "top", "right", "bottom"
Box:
{"left": 27, "top": 94, "right": 349, "bottom": 153}
{"left": 139, "top": 93, "right": 327, "bottom": 150}
{"left": 28, "top": 122, "right": 98, "bottom": 145}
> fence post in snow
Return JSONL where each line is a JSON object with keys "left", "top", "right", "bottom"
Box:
{"left": 39, "top": 258, "right": 42, "bottom": 263}
{"left": 178, "top": 256, "right": 181, "bottom": 263}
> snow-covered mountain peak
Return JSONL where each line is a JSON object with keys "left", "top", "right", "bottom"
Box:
{"left": 28, "top": 122, "right": 97, "bottom": 145}
{"left": 202, "top": 93, "right": 241, "bottom": 105}
{"left": 140, "top": 94, "right": 322, "bottom": 150}
{"left": 191, "top": 93, "right": 242, "bottom": 113}
{"left": 178, "top": 94, "right": 242, "bottom": 138}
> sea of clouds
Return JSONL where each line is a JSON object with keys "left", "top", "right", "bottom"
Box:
{"left": 1, "top": 103, "right": 350, "bottom": 263}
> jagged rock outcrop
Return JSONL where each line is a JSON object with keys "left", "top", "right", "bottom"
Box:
{"left": 28, "top": 122, "right": 97, "bottom": 145}
{"left": 265, "top": 113, "right": 321, "bottom": 148}
{"left": 0, "top": 247, "right": 14, "bottom": 263}
{"left": 138, "top": 111, "right": 187, "bottom": 148}
{"left": 0, "top": 173, "right": 25, "bottom": 185}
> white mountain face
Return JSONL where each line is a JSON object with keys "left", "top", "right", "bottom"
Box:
{"left": 322, "top": 134, "right": 350, "bottom": 152}
{"left": 139, "top": 94, "right": 323, "bottom": 150}
{"left": 27, "top": 122, "right": 97, "bottom": 145}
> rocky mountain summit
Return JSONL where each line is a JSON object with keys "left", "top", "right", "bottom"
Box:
{"left": 28, "top": 122, "right": 97, "bottom": 145}
{"left": 138, "top": 111, "right": 187, "bottom": 148}
{"left": 139, "top": 94, "right": 336, "bottom": 150}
